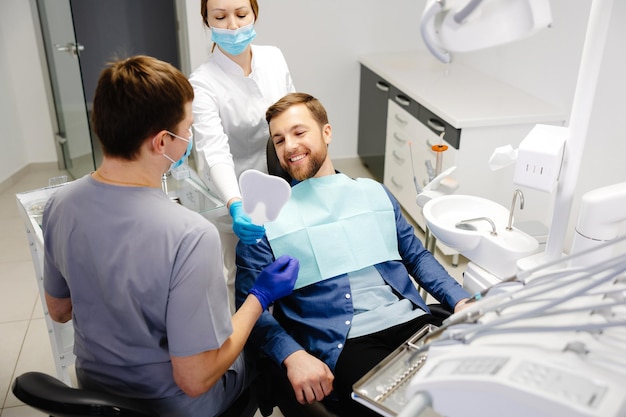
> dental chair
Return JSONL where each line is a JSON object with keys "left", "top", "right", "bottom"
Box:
{"left": 260, "top": 139, "right": 338, "bottom": 417}
{"left": 266, "top": 138, "right": 292, "bottom": 184}
{"left": 263, "top": 139, "right": 453, "bottom": 417}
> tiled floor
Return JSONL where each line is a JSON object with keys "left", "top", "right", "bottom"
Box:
{"left": 0, "top": 158, "right": 466, "bottom": 417}
{"left": 0, "top": 164, "right": 67, "bottom": 417}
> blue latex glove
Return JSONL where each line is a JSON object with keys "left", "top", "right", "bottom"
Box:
{"left": 250, "top": 255, "right": 300, "bottom": 310}
{"left": 229, "top": 200, "right": 266, "bottom": 244}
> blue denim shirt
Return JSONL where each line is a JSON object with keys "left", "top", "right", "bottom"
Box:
{"left": 235, "top": 184, "right": 470, "bottom": 372}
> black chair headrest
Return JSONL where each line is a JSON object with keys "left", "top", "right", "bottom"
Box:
{"left": 266, "top": 138, "right": 292, "bottom": 184}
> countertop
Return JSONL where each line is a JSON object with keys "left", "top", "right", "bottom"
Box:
{"left": 359, "top": 51, "right": 567, "bottom": 129}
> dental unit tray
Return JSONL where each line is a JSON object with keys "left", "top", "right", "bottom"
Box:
{"left": 351, "top": 236, "right": 626, "bottom": 417}
{"left": 351, "top": 324, "right": 438, "bottom": 417}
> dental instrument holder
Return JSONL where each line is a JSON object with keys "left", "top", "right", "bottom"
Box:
{"left": 513, "top": 125, "right": 566, "bottom": 193}
{"left": 411, "top": 134, "right": 452, "bottom": 302}
{"left": 424, "top": 140, "right": 449, "bottom": 254}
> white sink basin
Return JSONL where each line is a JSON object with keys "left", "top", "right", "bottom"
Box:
{"left": 423, "top": 195, "right": 539, "bottom": 278}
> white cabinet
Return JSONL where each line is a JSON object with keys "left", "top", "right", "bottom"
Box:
{"left": 384, "top": 100, "right": 458, "bottom": 216}
{"left": 360, "top": 52, "right": 567, "bottom": 244}
{"left": 16, "top": 185, "right": 76, "bottom": 386}
{"left": 384, "top": 98, "right": 458, "bottom": 256}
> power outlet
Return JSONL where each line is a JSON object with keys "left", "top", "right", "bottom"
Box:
{"left": 513, "top": 124, "right": 567, "bottom": 192}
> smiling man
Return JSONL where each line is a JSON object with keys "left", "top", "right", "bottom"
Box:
{"left": 235, "top": 93, "right": 470, "bottom": 417}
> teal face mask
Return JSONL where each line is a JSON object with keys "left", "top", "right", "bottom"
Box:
{"left": 164, "top": 128, "right": 193, "bottom": 170}
{"left": 210, "top": 22, "right": 256, "bottom": 56}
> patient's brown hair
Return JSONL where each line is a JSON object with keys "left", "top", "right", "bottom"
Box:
{"left": 266, "top": 93, "right": 329, "bottom": 134}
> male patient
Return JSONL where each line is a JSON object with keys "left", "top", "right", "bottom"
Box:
{"left": 235, "top": 92, "right": 471, "bottom": 416}
{"left": 42, "top": 55, "right": 298, "bottom": 417}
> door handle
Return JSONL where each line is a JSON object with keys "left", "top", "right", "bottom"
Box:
{"left": 55, "top": 133, "right": 67, "bottom": 145}
{"left": 54, "top": 42, "right": 85, "bottom": 56}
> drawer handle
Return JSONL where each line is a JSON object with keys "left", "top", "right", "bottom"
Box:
{"left": 375, "top": 81, "right": 390, "bottom": 92}
{"left": 392, "top": 150, "right": 406, "bottom": 163}
{"left": 394, "top": 113, "right": 408, "bottom": 126}
{"left": 393, "top": 132, "right": 407, "bottom": 145}
{"left": 426, "top": 139, "right": 439, "bottom": 149}
{"left": 426, "top": 138, "right": 449, "bottom": 150}
{"left": 427, "top": 118, "right": 445, "bottom": 132}
{"left": 394, "top": 95, "right": 411, "bottom": 107}
{"left": 391, "top": 176, "right": 403, "bottom": 190}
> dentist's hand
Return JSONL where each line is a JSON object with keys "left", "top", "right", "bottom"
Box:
{"left": 229, "top": 200, "right": 265, "bottom": 244}
{"left": 250, "top": 255, "right": 299, "bottom": 310}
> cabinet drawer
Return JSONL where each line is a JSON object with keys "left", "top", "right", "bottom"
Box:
{"left": 384, "top": 153, "right": 424, "bottom": 228}
{"left": 357, "top": 65, "right": 390, "bottom": 181}
{"left": 420, "top": 105, "right": 461, "bottom": 149}
{"left": 386, "top": 101, "right": 458, "bottom": 192}
{"left": 389, "top": 85, "right": 420, "bottom": 120}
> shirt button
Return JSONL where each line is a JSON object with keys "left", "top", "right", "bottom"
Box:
{"left": 345, "top": 320, "right": 350, "bottom": 325}
{"left": 337, "top": 343, "right": 343, "bottom": 349}
{"left": 345, "top": 293, "right": 351, "bottom": 299}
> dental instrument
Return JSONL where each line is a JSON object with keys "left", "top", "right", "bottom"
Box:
{"left": 352, "top": 236, "right": 626, "bottom": 417}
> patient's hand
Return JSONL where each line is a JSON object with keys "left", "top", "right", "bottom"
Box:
{"left": 283, "top": 350, "right": 334, "bottom": 404}
{"left": 454, "top": 298, "right": 471, "bottom": 313}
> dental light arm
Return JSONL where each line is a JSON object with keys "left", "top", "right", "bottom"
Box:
{"left": 453, "top": 0, "right": 483, "bottom": 24}
{"left": 420, "top": 0, "right": 451, "bottom": 63}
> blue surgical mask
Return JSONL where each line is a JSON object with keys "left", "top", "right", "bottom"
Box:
{"left": 210, "top": 22, "right": 256, "bottom": 56}
{"left": 164, "top": 128, "right": 193, "bottom": 170}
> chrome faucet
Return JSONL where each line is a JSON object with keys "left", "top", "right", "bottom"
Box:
{"left": 457, "top": 217, "right": 498, "bottom": 236}
{"left": 506, "top": 189, "right": 524, "bottom": 231}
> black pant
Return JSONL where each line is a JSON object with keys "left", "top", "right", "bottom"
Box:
{"left": 272, "top": 312, "right": 446, "bottom": 417}
{"left": 329, "top": 313, "right": 445, "bottom": 417}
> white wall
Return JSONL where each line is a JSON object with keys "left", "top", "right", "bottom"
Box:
{"left": 183, "top": 0, "right": 625, "bottom": 250}
{"left": 454, "top": 1, "right": 626, "bottom": 249}
{"left": 184, "top": 0, "right": 428, "bottom": 159}
{"left": 2, "top": 0, "right": 625, "bottom": 252}
{"left": 0, "top": 0, "right": 57, "bottom": 185}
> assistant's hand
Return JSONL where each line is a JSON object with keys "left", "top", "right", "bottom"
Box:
{"left": 229, "top": 200, "right": 265, "bottom": 244}
{"left": 250, "top": 255, "right": 299, "bottom": 310}
{"left": 283, "top": 350, "right": 334, "bottom": 404}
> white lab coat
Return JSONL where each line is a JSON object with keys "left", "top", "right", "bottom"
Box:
{"left": 189, "top": 45, "right": 295, "bottom": 204}
{"left": 189, "top": 44, "right": 295, "bottom": 313}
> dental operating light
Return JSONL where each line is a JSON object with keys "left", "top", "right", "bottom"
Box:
{"left": 420, "top": 0, "right": 552, "bottom": 63}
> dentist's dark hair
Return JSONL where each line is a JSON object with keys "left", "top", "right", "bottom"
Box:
{"left": 92, "top": 55, "right": 194, "bottom": 160}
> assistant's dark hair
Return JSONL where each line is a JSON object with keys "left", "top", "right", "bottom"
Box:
{"left": 201, "top": 0, "right": 259, "bottom": 28}
{"left": 92, "top": 55, "right": 194, "bottom": 160}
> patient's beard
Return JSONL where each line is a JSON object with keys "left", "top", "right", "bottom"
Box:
{"left": 285, "top": 147, "right": 327, "bottom": 181}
